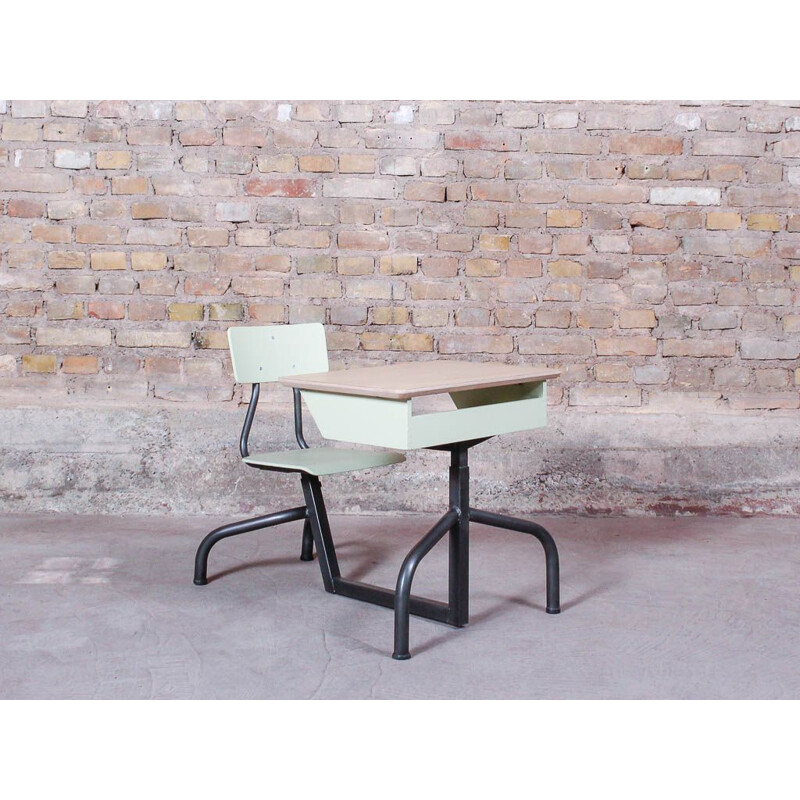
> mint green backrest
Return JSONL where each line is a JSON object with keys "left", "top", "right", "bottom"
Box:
{"left": 228, "top": 324, "right": 329, "bottom": 384}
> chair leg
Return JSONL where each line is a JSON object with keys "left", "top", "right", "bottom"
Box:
{"left": 469, "top": 508, "right": 560, "bottom": 614}
{"left": 300, "top": 518, "right": 314, "bottom": 561}
{"left": 194, "top": 506, "right": 308, "bottom": 585}
{"left": 300, "top": 475, "right": 341, "bottom": 593}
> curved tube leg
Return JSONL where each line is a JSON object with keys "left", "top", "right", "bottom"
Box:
{"left": 535, "top": 525, "right": 560, "bottom": 614}
{"left": 469, "top": 508, "right": 560, "bottom": 614}
{"left": 300, "top": 519, "right": 314, "bottom": 562}
{"left": 393, "top": 509, "right": 460, "bottom": 660}
{"left": 193, "top": 506, "right": 308, "bottom": 586}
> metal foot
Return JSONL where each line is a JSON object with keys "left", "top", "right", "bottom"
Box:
{"left": 300, "top": 518, "right": 314, "bottom": 561}
{"left": 469, "top": 507, "right": 561, "bottom": 614}
{"left": 193, "top": 506, "right": 308, "bottom": 585}
{"left": 392, "top": 509, "right": 459, "bottom": 660}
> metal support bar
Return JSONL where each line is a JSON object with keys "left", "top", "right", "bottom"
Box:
{"left": 293, "top": 388, "right": 309, "bottom": 450}
{"left": 393, "top": 509, "right": 460, "bottom": 660}
{"left": 193, "top": 505, "right": 308, "bottom": 585}
{"left": 469, "top": 507, "right": 561, "bottom": 614}
{"left": 300, "top": 475, "right": 341, "bottom": 593}
{"left": 332, "top": 578, "right": 452, "bottom": 624}
{"left": 448, "top": 444, "right": 470, "bottom": 628}
{"left": 239, "top": 383, "right": 260, "bottom": 459}
{"left": 302, "top": 478, "right": 456, "bottom": 624}
{"left": 195, "top": 429, "right": 562, "bottom": 660}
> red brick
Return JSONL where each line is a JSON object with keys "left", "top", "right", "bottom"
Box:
{"left": 245, "top": 178, "right": 317, "bottom": 197}
{"left": 88, "top": 300, "right": 125, "bottom": 319}
{"left": 444, "top": 132, "right": 520, "bottom": 151}
{"left": 127, "top": 127, "right": 172, "bottom": 146}
{"left": 8, "top": 199, "right": 44, "bottom": 218}
{"left": 595, "top": 337, "right": 657, "bottom": 356}
{"left": 609, "top": 134, "right": 683, "bottom": 155}
{"left": 180, "top": 128, "right": 218, "bottom": 146}
{"left": 222, "top": 127, "right": 267, "bottom": 147}
{"left": 62, "top": 356, "right": 99, "bottom": 374}
{"left": 338, "top": 231, "right": 389, "bottom": 250}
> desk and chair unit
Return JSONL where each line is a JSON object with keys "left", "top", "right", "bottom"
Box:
{"left": 194, "top": 323, "right": 562, "bottom": 660}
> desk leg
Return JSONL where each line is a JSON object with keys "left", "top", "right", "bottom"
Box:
{"left": 392, "top": 509, "right": 460, "bottom": 660}
{"left": 448, "top": 443, "right": 470, "bottom": 628}
{"left": 300, "top": 441, "right": 560, "bottom": 660}
{"left": 393, "top": 443, "right": 470, "bottom": 659}
{"left": 301, "top": 474, "right": 457, "bottom": 642}
{"left": 469, "top": 508, "right": 560, "bottom": 615}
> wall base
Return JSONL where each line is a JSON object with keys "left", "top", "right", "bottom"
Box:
{"left": 1, "top": 402, "right": 798, "bottom": 517}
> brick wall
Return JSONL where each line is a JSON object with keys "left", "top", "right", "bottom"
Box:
{"left": 1, "top": 100, "right": 799, "bottom": 517}
{"left": 1, "top": 100, "right": 799, "bottom": 411}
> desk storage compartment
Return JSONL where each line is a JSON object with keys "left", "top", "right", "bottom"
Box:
{"left": 301, "top": 382, "right": 547, "bottom": 450}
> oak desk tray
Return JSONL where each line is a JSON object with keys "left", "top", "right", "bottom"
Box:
{"left": 280, "top": 360, "right": 560, "bottom": 451}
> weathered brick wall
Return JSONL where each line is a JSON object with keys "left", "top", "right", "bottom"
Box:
{"left": 1, "top": 100, "right": 798, "bottom": 409}
{"left": 1, "top": 100, "right": 799, "bottom": 516}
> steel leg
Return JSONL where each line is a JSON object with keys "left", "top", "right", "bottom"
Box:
{"left": 194, "top": 437, "right": 561, "bottom": 660}
{"left": 469, "top": 507, "right": 561, "bottom": 614}
{"left": 300, "top": 475, "right": 341, "bottom": 593}
{"left": 300, "top": 519, "right": 314, "bottom": 561}
{"left": 193, "top": 506, "right": 309, "bottom": 585}
{"left": 448, "top": 444, "right": 470, "bottom": 628}
{"left": 393, "top": 509, "right": 460, "bottom": 660}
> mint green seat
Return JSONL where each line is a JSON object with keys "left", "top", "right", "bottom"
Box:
{"left": 193, "top": 323, "right": 405, "bottom": 586}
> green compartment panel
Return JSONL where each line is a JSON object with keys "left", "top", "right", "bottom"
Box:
{"left": 302, "top": 382, "right": 548, "bottom": 450}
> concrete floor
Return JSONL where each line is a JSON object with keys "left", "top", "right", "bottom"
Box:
{"left": 1, "top": 512, "right": 798, "bottom": 699}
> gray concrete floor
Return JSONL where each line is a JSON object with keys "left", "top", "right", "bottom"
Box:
{"left": 1, "top": 512, "right": 798, "bottom": 699}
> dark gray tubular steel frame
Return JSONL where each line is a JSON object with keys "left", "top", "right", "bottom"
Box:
{"left": 195, "top": 383, "right": 313, "bottom": 584}
{"left": 194, "top": 384, "right": 561, "bottom": 659}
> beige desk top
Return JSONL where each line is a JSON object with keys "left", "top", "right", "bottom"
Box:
{"left": 280, "top": 360, "right": 560, "bottom": 401}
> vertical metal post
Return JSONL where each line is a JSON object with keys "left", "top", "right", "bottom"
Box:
{"left": 448, "top": 443, "right": 470, "bottom": 627}
{"left": 300, "top": 475, "right": 340, "bottom": 593}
